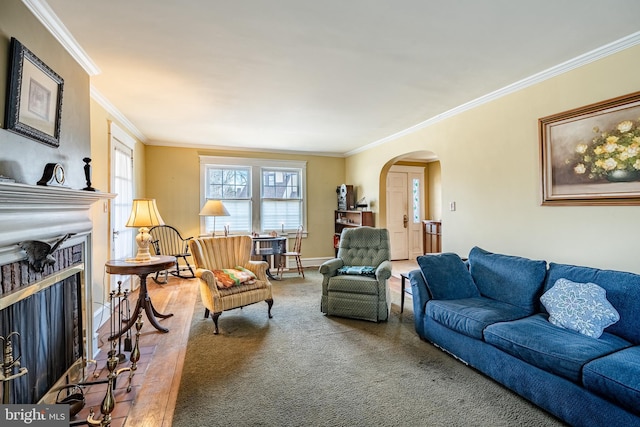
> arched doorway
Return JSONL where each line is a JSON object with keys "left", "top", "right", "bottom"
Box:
{"left": 379, "top": 150, "right": 440, "bottom": 260}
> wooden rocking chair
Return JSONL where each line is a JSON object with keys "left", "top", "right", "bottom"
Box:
{"left": 149, "top": 225, "right": 195, "bottom": 283}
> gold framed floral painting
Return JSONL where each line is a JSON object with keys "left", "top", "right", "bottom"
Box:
{"left": 540, "top": 91, "right": 640, "bottom": 205}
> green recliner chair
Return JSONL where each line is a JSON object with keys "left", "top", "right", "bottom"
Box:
{"left": 319, "top": 227, "right": 392, "bottom": 322}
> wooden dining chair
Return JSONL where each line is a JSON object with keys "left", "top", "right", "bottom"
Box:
{"left": 277, "top": 225, "right": 304, "bottom": 279}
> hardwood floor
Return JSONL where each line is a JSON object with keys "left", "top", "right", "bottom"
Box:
{"left": 74, "top": 274, "right": 198, "bottom": 427}
{"left": 75, "top": 260, "right": 417, "bottom": 426}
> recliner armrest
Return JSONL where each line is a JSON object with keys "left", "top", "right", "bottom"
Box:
{"left": 375, "top": 260, "right": 392, "bottom": 280}
{"left": 319, "top": 258, "right": 344, "bottom": 276}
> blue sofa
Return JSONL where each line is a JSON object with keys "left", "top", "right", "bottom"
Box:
{"left": 409, "top": 247, "right": 640, "bottom": 427}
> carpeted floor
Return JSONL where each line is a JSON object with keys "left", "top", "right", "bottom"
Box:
{"left": 172, "top": 271, "right": 566, "bottom": 427}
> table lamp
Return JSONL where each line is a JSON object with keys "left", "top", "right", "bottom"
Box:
{"left": 199, "top": 199, "right": 229, "bottom": 236}
{"left": 126, "top": 198, "right": 165, "bottom": 262}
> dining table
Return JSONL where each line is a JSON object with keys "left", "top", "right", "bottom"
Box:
{"left": 251, "top": 235, "right": 286, "bottom": 280}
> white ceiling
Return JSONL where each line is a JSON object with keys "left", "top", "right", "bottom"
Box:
{"left": 37, "top": 0, "right": 640, "bottom": 156}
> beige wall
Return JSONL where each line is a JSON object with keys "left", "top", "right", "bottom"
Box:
{"left": 0, "top": 0, "right": 91, "bottom": 188}
{"left": 145, "top": 146, "right": 345, "bottom": 260}
{"left": 89, "top": 99, "right": 146, "bottom": 308}
{"left": 427, "top": 161, "right": 442, "bottom": 220}
{"left": 347, "top": 44, "right": 640, "bottom": 274}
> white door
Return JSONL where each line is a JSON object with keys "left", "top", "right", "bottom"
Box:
{"left": 110, "top": 122, "right": 135, "bottom": 291}
{"left": 387, "top": 171, "right": 408, "bottom": 260}
{"left": 387, "top": 166, "right": 425, "bottom": 260}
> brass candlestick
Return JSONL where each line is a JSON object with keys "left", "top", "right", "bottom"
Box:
{"left": 86, "top": 341, "right": 118, "bottom": 426}
{"left": 115, "top": 313, "right": 143, "bottom": 392}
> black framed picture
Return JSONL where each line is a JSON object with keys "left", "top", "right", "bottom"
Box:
{"left": 4, "top": 37, "right": 64, "bottom": 148}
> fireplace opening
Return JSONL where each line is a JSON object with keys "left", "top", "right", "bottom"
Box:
{"left": 1, "top": 272, "right": 83, "bottom": 404}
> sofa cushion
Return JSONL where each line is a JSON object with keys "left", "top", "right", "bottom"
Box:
{"left": 541, "top": 278, "right": 620, "bottom": 338}
{"left": 484, "top": 314, "right": 631, "bottom": 383}
{"left": 417, "top": 253, "right": 479, "bottom": 300}
{"left": 545, "top": 263, "right": 640, "bottom": 344}
{"left": 468, "top": 247, "right": 547, "bottom": 314}
{"left": 426, "top": 297, "right": 529, "bottom": 340}
{"left": 583, "top": 346, "right": 640, "bottom": 415}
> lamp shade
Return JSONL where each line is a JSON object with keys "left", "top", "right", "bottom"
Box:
{"left": 199, "top": 199, "right": 230, "bottom": 217}
{"left": 199, "top": 199, "right": 229, "bottom": 236}
{"left": 126, "top": 199, "right": 165, "bottom": 228}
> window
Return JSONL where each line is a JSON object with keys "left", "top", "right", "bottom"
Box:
{"left": 205, "top": 166, "right": 251, "bottom": 232}
{"left": 412, "top": 178, "right": 420, "bottom": 223}
{"left": 261, "top": 168, "right": 302, "bottom": 231}
{"left": 200, "top": 156, "right": 306, "bottom": 234}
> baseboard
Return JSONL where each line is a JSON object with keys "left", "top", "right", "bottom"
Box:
{"left": 92, "top": 302, "right": 111, "bottom": 356}
{"left": 301, "top": 257, "right": 331, "bottom": 268}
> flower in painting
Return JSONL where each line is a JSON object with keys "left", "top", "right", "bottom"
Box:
{"left": 603, "top": 158, "right": 618, "bottom": 171}
{"left": 618, "top": 120, "right": 633, "bottom": 132}
{"left": 604, "top": 139, "right": 618, "bottom": 153}
{"left": 569, "top": 119, "right": 640, "bottom": 180}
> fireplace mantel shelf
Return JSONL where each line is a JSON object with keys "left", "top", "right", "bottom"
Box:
{"left": 0, "top": 182, "right": 116, "bottom": 206}
{"left": 0, "top": 182, "right": 116, "bottom": 257}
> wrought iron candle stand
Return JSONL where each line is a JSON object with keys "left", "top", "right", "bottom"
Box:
{"left": 1, "top": 332, "right": 28, "bottom": 404}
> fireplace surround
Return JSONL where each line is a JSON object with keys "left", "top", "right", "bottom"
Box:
{"left": 0, "top": 182, "right": 114, "bottom": 404}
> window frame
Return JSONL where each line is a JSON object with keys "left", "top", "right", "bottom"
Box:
{"left": 200, "top": 155, "right": 307, "bottom": 235}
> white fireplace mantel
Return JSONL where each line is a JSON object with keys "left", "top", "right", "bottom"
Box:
{"left": 0, "top": 182, "right": 115, "bottom": 258}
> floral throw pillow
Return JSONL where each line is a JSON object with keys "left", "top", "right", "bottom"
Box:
{"left": 540, "top": 278, "right": 620, "bottom": 339}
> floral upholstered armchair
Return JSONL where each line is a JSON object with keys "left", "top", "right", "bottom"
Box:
{"left": 189, "top": 235, "right": 273, "bottom": 334}
{"left": 319, "top": 227, "right": 392, "bottom": 322}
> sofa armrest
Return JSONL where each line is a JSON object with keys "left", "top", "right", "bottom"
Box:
{"left": 408, "top": 269, "right": 432, "bottom": 338}
{"left": 408, "top": 269, "right": 431, "bottom": 312}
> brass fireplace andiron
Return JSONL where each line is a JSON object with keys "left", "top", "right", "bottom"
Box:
{"left": 1, "top": 332, "right": 28, "bottom": 404}
{"left": 85, "top": 314, "right": 143, "bottom": 426}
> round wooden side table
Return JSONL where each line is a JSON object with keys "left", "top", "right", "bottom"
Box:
{"left": 105, "top": 255, "right": 176, "bottom": 340}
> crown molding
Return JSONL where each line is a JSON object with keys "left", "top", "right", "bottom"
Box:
{"left": 147, "top": 139, "right": 345, "bottom": 157}
{"left": 91, "top": 86, "right": 147, "bottom": 142}
{"left": 346, "top": 31, "right": 640, "bottom": 157}
{"left": 21, "top": 0, "right": 100, "bottom": 75}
